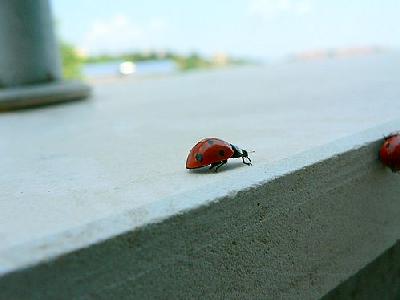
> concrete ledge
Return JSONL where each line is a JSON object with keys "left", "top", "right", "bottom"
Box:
{"left": 1, "top": 125, "right": 400, "bottom": 298}
{"left": 2, "top": 57, "right": 400, "bottom": 298}
{"left": 0, "top": 81, "right": 91, "bottom": 111}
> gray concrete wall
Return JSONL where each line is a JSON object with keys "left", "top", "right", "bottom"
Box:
{"left": 1, "top": 139, "right": 399, "bottom": 299}
{"left": 322, "top": 240, "right": 400, "bottom": 299}
{"left": 0, "top": 0, "right": 61, "bottom": 87}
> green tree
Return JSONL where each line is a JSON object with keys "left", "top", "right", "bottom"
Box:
{"left": 60, "top": 43, "right": 83, "bottom": 79}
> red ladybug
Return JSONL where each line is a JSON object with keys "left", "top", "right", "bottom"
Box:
{"left": 379, "top": 133, "right": 400, "bottom": 172}
{"left": 186, "top": 138, "right": 252, "bottom": 172}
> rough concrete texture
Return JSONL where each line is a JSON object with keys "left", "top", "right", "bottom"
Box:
{"left": 322, "top": 240, "right": 400, "bottom": 299}
{"left": 1, "top": 139, "right": 400, "bottom": 299}
{"left": 2, "top": 55, "right": 400, "bottom": 276}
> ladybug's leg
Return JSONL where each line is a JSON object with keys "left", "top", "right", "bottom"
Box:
{"left": 209, "top": 162, "right": 219, "bottom": 170}
{"left": 210, "top": 161, "right": 224, "bottom": 171}
{"left": 242, "top": 157, "right": 252, "bottom": 166}
{"left": 215, "top": 160, "right": 227, "bottom": 172}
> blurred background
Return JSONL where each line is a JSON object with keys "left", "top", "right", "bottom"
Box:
{"left": 53, "top": 0, "right": 400, "bottom": 81}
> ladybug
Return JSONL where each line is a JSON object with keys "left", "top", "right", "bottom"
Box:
{"left": 186, "top": 138, "right": 252, "bottom": 172}
{"left": 379, "top": 133, "right": 400, "bottom": 172}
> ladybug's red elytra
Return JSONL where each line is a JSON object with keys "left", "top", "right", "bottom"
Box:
{"left": 186, "top": 138, "right": 252, "bottom": 172}
{"left": 379, "top": 133, "right": 400, "bottom": 172}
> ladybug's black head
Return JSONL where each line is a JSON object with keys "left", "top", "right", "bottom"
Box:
{"left": 231, "top": 144, "right": 252, "bottom": 166}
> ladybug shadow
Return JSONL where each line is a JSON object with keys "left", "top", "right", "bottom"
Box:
{"left": 188, "top": 161, "right": 247, "bottom": 174}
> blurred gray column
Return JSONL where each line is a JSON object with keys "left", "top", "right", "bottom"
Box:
{"left": 0, "top": 0, "right": 90, "bottom": 111}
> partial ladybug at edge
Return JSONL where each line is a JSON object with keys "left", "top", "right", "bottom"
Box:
{"left": 186, "top": 138, "right": 252, "bottom": 172}
{"left": 379, "top": 133, "right": 400, "bottom": 173}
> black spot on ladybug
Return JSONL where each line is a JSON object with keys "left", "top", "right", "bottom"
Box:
{"left": 207, "top": 140, "right": 214, "bottom": 145}
{"left": 195, "top": 153, "right": 203, "bottom": 162}
{"left": 219, "top": 150, "right": 225, "bottom": 157}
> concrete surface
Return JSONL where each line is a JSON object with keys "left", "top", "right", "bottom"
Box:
{"left": 1, "top": 135, "right": 400, "bottom": 299}
{"left": 1, "top": 54, "right": 400, "bottom": 297}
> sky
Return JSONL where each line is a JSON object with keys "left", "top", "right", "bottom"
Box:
{"left": 52, "top": 0, "right": 400, "bottom": 60}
